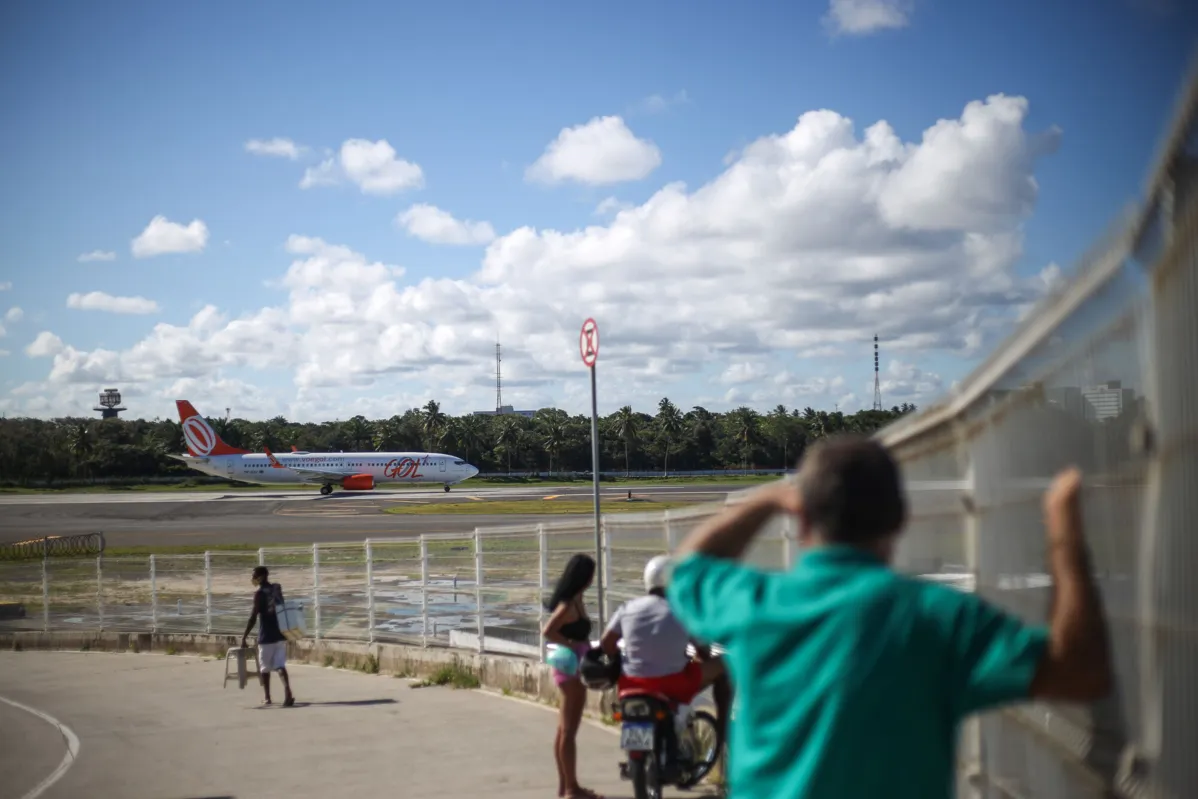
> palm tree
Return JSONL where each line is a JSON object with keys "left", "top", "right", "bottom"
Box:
{"left": 342, "top": 415, "right": 372, "bottom": 451}
{"left": 727, "top": 406, "right": 762, "bottom": 471}
{"left": 543, "top": 419, "right": 569, "bottom": 475}
{"left": 655, "top": 398, "right": 683, "bottom": 477}
{"left": 65, "top": 422, "right": 93, "bottom": 480}
{"left": 421, "top": 401, "right": 447, "bottom": 450}
{"left": 495, "top": 416, "right": 523, "bottom": 474}
{"left": 454, "top": 414, "right": 487, "bottom": 465}
{"left": 767, "top": 405, "right": 794, "bottom": 468}
{"left": 613, "top": 406, "right": 640, "bottom": 476}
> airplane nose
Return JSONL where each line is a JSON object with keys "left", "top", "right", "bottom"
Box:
{"left": 470, "top": 465, "right": 479, "bottom": 477}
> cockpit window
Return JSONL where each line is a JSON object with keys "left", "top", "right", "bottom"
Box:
{"left": 454, "top": 460, "right": 465, "bottom": 465}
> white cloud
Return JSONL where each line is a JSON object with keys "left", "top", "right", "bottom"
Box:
{"left": 0, "top": 323, "right": 5, "bottom": 338}
{"left": 636, "top": 90, "right": 690, "bottom": 115}
{"left": 131, "top": 216, "right": 209, "bottom": 258}
{"left": 0, "top": 282, "right": 11, "bottom": 291}
{"left": 526, "top": 116, "right": 662, "bottom": 185}
{"left": 300, "top": 139, "right": 424, "bottom": 195}
{"left": 10, "top": 94, "right": 1062, "bottom": 420}
{"left": 594, "top": 197, "right": 632, "bottom": 217}
{"left": 5, "top": 307, "right": 22, "bottom": 324}
{"left": 26, "top": 332, "right": 65, "bottom": 358}
{"left": 396, "top": 204, "right": 496, "bottom": 246}
{"left": 879, "top": 359, "right": 944, "bottom": 401}
{"left": 824, "top": 0, "right": 913, "bottom": 35}
{"left": 67, "top": 292, "right": 160, "bottom": 315}
{"left": 0, "top": 350, "right": 9, "bottom": 357}
{"left": 245, "top": 137, "right": 306, "bottom": 159}
{"left": 77, "top": 250, "right": 116, "bottom": 262}
{"left": 299, "top": 158, "right": 339, "bottom": 189}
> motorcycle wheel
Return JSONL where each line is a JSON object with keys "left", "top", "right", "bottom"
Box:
{"left": 629, "top": 754, "right": 662, "bottom": 799}
{"left": 675, "top": 710, "right": 723, "bottom": 789}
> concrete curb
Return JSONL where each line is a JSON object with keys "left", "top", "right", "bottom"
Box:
{"left": 0, "top": 630, "right": 618, "bottom": 718}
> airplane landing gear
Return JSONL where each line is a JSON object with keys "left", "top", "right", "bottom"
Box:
{"left": 320, "top": 484, "right": 333, "bottom": 496}
{"left": 444, "top": 485, "right": 451, "bottom": 493}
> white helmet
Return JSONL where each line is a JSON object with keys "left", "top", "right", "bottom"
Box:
{"left": 643, "top": 554, "right": 672, "bottom": 592}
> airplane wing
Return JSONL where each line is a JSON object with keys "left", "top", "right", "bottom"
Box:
{"left": 263, "top": 447, "right": 357, "bottom": 484}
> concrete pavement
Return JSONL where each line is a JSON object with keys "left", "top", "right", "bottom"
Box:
{"left": 0, "top": 484, "right": 735, "bottom": 548}
{"left": 0, "top": 650, "right": 713, "bottom": 799}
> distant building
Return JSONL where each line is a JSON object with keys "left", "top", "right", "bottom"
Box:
{"left": 472, "top": 405, "right": 537, "bottom": 419}
{"left": 93, "top": 388, "right": 127, "bottom": 420}
{"left": 1082, "top": 380, "right": 1134, "bottom": 422}
{"left": 1045, "top": 386, "right": 1085, "bottom": 418}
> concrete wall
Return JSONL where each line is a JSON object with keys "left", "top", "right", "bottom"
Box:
{"left": 0, "top": 630, "right": 618, "bottom": 718}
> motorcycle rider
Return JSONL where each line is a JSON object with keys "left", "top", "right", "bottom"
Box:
{"left": 599, "top": 554, "right": 732, "bottom": 761}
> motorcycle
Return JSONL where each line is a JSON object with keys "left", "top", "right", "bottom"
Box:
{"left": 579, "top": 645, "right": 724, "bottom": 799}
{"left": 615, "top": 689, "right": 722, "bottom": 799}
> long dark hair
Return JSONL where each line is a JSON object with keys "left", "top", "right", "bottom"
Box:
{"left": 544, "top": 553, "right": 595, "bottom": 611}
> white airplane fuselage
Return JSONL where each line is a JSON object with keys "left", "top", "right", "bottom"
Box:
{"left": 180, "top": 451, "right": 479, "bottom": 488}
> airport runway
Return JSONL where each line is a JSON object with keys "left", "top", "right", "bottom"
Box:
{"left": 0, "top": 484, "right": 736, "bottom": 549}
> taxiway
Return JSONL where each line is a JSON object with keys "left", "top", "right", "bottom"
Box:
{"left": 0, "top": 483, "right": 738, "bottom": 548}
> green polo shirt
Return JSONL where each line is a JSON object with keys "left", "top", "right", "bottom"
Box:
{"left": 667, "top": 546, "right": 1049, "bottom": 799}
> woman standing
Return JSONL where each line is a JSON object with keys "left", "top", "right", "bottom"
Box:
{"left": 542, "top": 553, "right": 603, "bottom": 799}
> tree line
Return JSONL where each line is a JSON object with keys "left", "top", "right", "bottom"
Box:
{"left": 0, "top": 400, "right": 918, "bottom": 486}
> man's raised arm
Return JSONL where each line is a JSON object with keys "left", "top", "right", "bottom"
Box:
{"left": 675, "top": 480, "right": 801, "bottom": 561}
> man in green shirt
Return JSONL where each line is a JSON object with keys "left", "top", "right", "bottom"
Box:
{"left": 666, "top": 435, "right": 1113, "bottom": 799}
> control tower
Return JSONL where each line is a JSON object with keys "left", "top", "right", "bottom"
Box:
{"left": 93, "top": 388, "right": 127, "bottom": 420}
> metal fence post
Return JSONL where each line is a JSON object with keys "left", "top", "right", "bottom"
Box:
{"left": 41, "top": 556, "right": 49, "bottom": 632}
{"left": 663, "top": 510, "right": 674, "bottom": 552}
{"left": 365, "top": 540, "right": 375, "bottom": 644}
{"left": 959, "top": 455, "right": 985, "bottom": 798}
{"left": 312, "top": 543, "right": 322, "bottom": 642}
{"left": 150, "top": 554, "right": 158, "bottom": 633}
{"left": 96, "top": 555, "right": 104, "bottom": 631}
{"left": 474, "top": 528, "right": 484, "bottom": 654}
{"left": 538, "top": 523, "right": 547, "bottom": 662}
{"left": 420, "top": 535, "right": 429, "bottom": 647}
{"left": 601, "top": 517, "right": 613, "bottom": 621}
{"left": 204, "top": 551, "right": 212, "bottom": 634}
{"left": 781, "top": 513, "right": 796, "bottom": 570}
{"left": 258, "top": 547, "right": 265, "bottom": 567}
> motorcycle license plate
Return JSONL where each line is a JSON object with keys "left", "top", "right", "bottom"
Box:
{"left": 621, "top": 721, "right": 654, "bottom": 751}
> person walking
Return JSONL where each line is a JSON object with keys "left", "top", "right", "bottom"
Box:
{"left": 241, "top": 565, "right": 296, "bottom": 708}
{"left": 666, "top": 434, "right": 1113, "bottom": 798}
{"left": 541, "top": 553, "right": 603, "bottom": 799}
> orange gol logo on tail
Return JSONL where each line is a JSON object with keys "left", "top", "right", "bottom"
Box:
{"left": 383, "top": 458, "right": 423, "bottom": 479}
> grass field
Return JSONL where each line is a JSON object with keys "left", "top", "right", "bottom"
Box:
{"left": 382, "top": 498, "right": 696, "bottom": 515}
{"left": 0, "top": 473, "right": 779, "bottom": 495}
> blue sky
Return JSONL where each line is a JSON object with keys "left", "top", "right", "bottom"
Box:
{"left": 0, "top": 0, "right": 1194, "bottom": 421}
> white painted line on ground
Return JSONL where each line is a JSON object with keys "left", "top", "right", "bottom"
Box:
{"left": 0, "top": 695, "right": 81, "bottom": 799}
{"left": 470, "top": 686, "right": 619, "bottom": 737}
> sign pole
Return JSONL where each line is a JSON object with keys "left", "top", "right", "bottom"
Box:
{"left": 579, "top": 318, "right": 604, "bottom": 629}
{"left": 589, "top": 362, "right": 604, "bottom": 629}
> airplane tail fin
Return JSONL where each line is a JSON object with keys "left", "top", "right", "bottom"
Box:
{"left": 263, "top": 447, "right": 286, "bottom": 469}
{"left": 176, "top": 400, "right": 250, "bottom": 457}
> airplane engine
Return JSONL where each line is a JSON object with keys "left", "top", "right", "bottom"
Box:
{"left": 341, "top": 474, "right": 375, "bottom": 491}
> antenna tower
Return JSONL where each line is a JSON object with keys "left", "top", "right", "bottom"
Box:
{"left": 873, "top": 335, "right": 883, "bottom": 411}
{"left": 495, "top": 341, "right": 503, "bottom": 412}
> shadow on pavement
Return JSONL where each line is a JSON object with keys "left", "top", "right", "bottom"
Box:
{"left": 249, "top": 698, "right": 398, "bottom": 709}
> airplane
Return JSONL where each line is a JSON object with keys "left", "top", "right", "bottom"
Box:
{"left": 169, "top": 400, "right": 479, "bottom": 495}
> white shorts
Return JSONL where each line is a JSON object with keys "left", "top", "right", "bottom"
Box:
{"left": 258, "top": 641, "right": 287, "bottom": 673}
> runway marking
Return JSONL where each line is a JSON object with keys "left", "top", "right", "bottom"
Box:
{"left": 0, "top": 695, "right": 81, "bottom": 799}
{"left": 466, "top": 496, "right": 484, "bottom": 502}
{"left": 542, "top": 495, "right": 562, "bottom": 500}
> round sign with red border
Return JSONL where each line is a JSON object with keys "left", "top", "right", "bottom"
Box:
{"left": 579, "top": 318, "right": 599, "bottom": 368}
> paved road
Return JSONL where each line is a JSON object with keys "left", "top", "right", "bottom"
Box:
{"left": 0, "top": 650, "right": 710, "bottom": 799}
{"left": 0, "top": 484, "right": 736, "bottom": 548}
